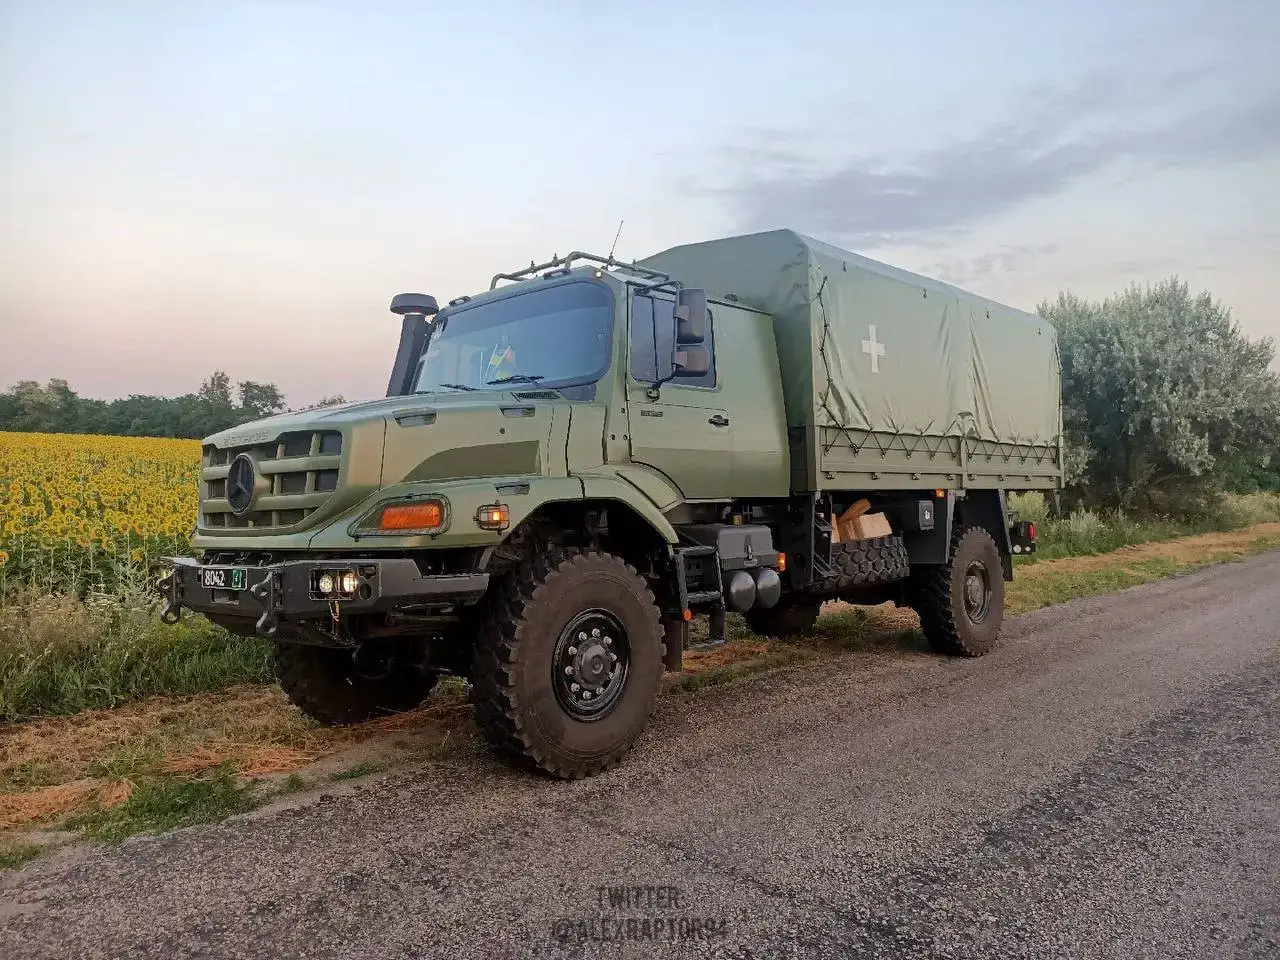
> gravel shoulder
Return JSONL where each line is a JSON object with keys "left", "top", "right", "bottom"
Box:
{"left": 2, "top": 552, "right": 1278, "bottom": 959}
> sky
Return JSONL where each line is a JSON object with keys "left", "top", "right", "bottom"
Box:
{"left": 2, "top": 0, "right": 1278, "bottom": 407}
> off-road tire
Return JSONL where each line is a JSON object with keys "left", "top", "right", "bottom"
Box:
{"left": 743, "top": 600, "right": 822, "bottom": 639}
{"left": 818, "top": 535, "right": 912, "bottom": 592}
{"left": 274, "top": 643, "right": 437, "bottom": 726}
{"left": 471, "top": 549, "right": 664, "bottom": 779}
{"left": 910, "top": 526, "right": 1004, "bottom": 657}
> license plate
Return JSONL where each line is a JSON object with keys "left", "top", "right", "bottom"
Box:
{"left": 199, "top": 567, "right": 248, "bottom": 591}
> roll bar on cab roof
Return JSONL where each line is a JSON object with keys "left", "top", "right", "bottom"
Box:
{"left": 489, "top": 251, "right": 681, "bottom": 294}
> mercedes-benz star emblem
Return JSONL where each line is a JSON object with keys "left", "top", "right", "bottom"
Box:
{"left": 227, "top": 454, "right": 257, "bottom": 515}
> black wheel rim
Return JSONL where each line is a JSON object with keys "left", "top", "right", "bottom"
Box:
{"left": 962, "top": 560, "right": 992, "bottom": 623}
{"left": 552, "top": 609, "right": 630, "bottom": 721}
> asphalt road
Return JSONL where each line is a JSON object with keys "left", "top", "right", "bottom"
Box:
{"left": 3, "top": 553, "right": 1279, "bottom": 959}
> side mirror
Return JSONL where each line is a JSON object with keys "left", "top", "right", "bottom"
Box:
{"left": 674, "top": 345, "right": 710, "bottom": 377}
{"left": 675, "top": 288, "right": 707, "bottom": 344}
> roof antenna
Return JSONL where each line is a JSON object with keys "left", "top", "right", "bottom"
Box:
{"left": 607, "top": 219, "right": 624, "bottom": 264}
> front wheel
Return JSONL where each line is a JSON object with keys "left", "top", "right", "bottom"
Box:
{"left": 471, "top": 549, "right": 664, "bottom": 779}
{"left": 910, "top": 526, "right": 1005, "bottom": 657}
{"left": 275, "top": 641, "right": 437, "bottom": 725}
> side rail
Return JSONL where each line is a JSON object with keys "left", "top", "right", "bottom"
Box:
{"left": 815, "top": 425, "right": 1062, "bottom": 491}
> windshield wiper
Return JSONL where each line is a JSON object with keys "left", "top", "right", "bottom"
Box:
{"left": 417, "top": 383, "right": 478, "bottom": 393}
{"left": 486, "top": 374, "right": 546, "bottom": 386}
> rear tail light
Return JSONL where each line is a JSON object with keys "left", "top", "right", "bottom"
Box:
{"left": 1009, "top": 520, "right": 1037, "bottom": 555}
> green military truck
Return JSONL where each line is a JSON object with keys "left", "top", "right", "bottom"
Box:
{"left": 159, "top": 229, "right": 1062, "bottom": 778}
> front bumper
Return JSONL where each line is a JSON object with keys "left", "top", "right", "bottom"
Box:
{"left": 157, "top": 556, "right": 490, "bottom": 638}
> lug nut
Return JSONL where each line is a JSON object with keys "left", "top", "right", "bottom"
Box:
{"left": 591, "top": 628, "right": 600, "bottom": 638}
{"left": 568, "top": 646, "right": 577, "bottom": 655}
{"left": 583, "top": 691, "right": 593, "bottom": 700}
{"left": 610, "top": 653, "right": 618, "bottom": 662}
{"left": 604, "top": 637, "right": 612, "bottom": 646}
{"left": 570, "top": 683, "right": 580, "bottom": 692}
{"left": 578, "top": 631, "right": 587, "bottom": 641}
{"left": 564, "top": 666, "right": 574, "bottom": 675}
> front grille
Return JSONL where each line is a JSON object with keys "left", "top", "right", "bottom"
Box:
{"left": 199, "top": 430, "right": 343, "bottom": 531}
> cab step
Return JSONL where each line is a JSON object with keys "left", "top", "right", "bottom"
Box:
{"left": 686, "top": 607, "right": 727, "bottom": 652}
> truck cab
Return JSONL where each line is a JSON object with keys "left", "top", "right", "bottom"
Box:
{"left": 160, "top": 240, "right": 1056, "bottom": 780}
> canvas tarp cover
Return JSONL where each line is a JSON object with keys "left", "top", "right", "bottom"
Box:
{"left": 638, "top": 229, "right": 1062, "bottom": 448}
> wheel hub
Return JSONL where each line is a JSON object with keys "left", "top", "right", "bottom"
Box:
{"left": 553, "top": 610, "right": 629, "bottom": 721}
{"left": 963, "top": 561, "right": 991, "bottom": 622}
{"left": 574, "top": 641, "right": 612, "bottom": 686}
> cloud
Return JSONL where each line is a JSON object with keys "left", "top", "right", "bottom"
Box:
{"left": 703, "top": 66, "right": 1280, "bottom": 250}
{"left": 920, "top": 243, "right": 1061, "bottom": 287}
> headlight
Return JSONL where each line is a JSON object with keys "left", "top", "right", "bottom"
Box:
{"left": 312, "top": 568, "right": 362, "bottom": 599}
{"left": 475, "top": 503, "right": 510, "bottom": 531}
{"left": 379, "top": 500, "right": 444, "bottom": 531}
{"left": 352, "top": 496, "right": 449, "bottom": 536}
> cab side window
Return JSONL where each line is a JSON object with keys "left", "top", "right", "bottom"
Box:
{"left": 628, "top": 294, "right": 716, "bottom": 388}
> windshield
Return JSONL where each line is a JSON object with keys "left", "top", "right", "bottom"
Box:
{"left": 413, "top": 280, "right": 614, "bottom": 393}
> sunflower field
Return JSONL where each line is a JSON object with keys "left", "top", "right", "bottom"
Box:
{"left": 0, "top": 432, "right": 200, "bottom": 596}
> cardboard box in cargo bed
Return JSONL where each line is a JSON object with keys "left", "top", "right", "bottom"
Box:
{"left": 640, "top": 230, "right": 1064, "bottom": 494}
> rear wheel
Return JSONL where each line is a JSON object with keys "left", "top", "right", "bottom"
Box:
{"left": 910, "top": 526, "right": 1005, "bottom": 657}
{"left": 274, "top": 641, "right": 437, "bottom": 726}
{"left": 471, "top": 549, "right": 664, "bottom": 779}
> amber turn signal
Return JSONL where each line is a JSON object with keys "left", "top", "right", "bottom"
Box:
{"left": 475, "top": 503, "right": 510, "bottom": 531}
{"left": 378, "top": 500, "right": 445, "bottom": 532}
{"left": 776, "top": 552, "right": 787, "bottom": 573}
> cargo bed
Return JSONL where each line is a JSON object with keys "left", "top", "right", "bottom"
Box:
{"left": 640, "top": 229, "right": 1064, "bottom": 492}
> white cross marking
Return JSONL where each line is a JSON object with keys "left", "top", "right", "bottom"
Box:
{"left": 861, "top": 324, "right": 886, "bottom": 374}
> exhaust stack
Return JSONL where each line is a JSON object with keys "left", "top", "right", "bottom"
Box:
{"left": 386, "top": 293, "right": 439, "bottom": 397}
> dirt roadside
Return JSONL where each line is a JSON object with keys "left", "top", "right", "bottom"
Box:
{"left": 3, "top": 521, "right": 1279, "bottom": 853}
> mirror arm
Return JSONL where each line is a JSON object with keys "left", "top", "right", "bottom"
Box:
{"left": 646, "top": 304, "right": 683, "bottom": 399}
{"left": 646, "top": 367, "right": 678, "bottom": 400}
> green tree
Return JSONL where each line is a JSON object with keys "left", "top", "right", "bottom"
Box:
{"left": 1041, "top": 278, "right": 1280, "bottom": 517}
{"left": 0, "top": 373, "right": 291, "bottom": 439}
{"left": 198, "top": 371, "right": 234, "bottom": 407}
{"left": 237, "top": 381, "right": 286, "bottom": 419}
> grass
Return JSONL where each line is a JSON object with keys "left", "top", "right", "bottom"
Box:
{"left": 1005, "top": 527, "right": 1280, "bottom": 614}
{"left": 0, "top": 841, "right": 43, "bottom": 871}
{"left": 667, "top": 648, "right": 801, "bottom": 694}
{"left": 69, "top": 768, "right": 256, "bottom": 843}
{"left": 281, "top": 773, "right": 308, "bottom": 793}
{"left": 1008, "top": 491, "right": 1280, "bottom": 561}
{"left": 0, "top": 682, "right": 471, "bottom": 843}
{"left": 668, "top": 602, "right": 922, "bottom": 694}
{"left": 0, "top": 587, "right": 272, "bottom": 722}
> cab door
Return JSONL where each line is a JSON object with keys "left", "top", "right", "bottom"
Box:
{"left": 625, "top": 292, "right": 730, "bottom": 499}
